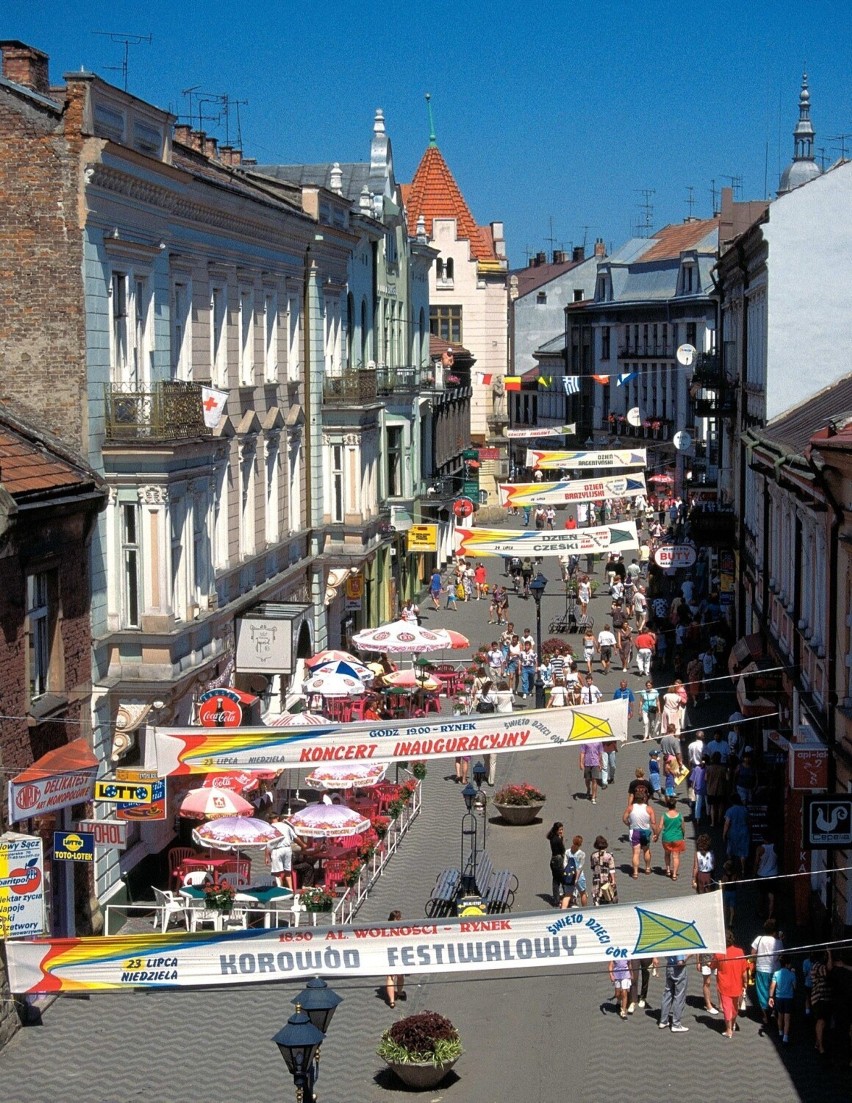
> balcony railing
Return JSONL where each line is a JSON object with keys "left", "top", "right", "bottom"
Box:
{"left": 322, "top": 369, "right": 378, "bottom": 405}
{"left": 104, "top": 381, "right": 210, "bottom": 441}
{"left": 602, "top": 416, "right": 672, "bottom": 441}
{"left": 376, "top": 365, "right": 421, "bottom": 394}
{"left": 618, "top": 344, "right": 675, "bottom": 360}
{"left": 691, "top": 352, "right": 722, "bottom": 387}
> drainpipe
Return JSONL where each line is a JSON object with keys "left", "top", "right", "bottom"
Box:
{"left": 735, "top": 242, "right": 750, "bottom": 638}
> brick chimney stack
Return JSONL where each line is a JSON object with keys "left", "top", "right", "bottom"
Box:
{"left": 202, "top": 136, "right": 218, "bottom": 159}
{"left": 173, "top": 124, "right": 192, "bottom": 146}
{"left": 0, "top": 40, "right": 50, "bottom": 96}
{"left": 594, "top": 237, "right": 606, "bottom": 258}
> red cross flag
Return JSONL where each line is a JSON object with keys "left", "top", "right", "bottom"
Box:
{"left": 201, "top": 386, "right": 228, "bottom": 428}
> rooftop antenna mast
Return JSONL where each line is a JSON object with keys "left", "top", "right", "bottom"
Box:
{"left": 545, "top": 216, "right": 558, "bottom": 257}
{"left": 634, "top": 189, "right": 655, "bottom": 237}
{"left": 709, "top": 178, "right": 719, "bottom": 216}
{"left": 93, "top": 31, "right": 152, "bottom": 92}
{"left": 685, "top": 185, "right": 696, "bottom": 219}
{"left": 721, "top": 174, "right": 743, "bottom": 200}
{"left": 828, "top": 133, "right": 852, "bottom": 161}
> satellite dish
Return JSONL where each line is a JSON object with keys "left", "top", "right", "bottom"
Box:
{"left": 626, "top": 407, "right": 642, "bottom": 427}
{"left": 676, "top": 343, "right": 696, "bottom": 367}
{"left": 673, "top": 430, "right": 693, "bottom": 451}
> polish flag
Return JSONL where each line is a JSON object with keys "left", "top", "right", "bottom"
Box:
{"left": 201, "top": 386, "right": 228, "bottom": 428}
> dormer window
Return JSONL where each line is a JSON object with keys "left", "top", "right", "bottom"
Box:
{"left": 682, "top": 263, "right": 696, "bottom": 294}
{"left": 596, "top": 276, "right": 608, "bottom": 302}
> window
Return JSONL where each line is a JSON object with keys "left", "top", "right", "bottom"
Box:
{"left": 26, "top": 573, "right": 52, "bottom": 700}
{"left": 573, "top": 289, "right": 583, "bottom": 302}
{"left": 265, "top": 439, "right": 279, "bottom": 546}
{"left": 191, "top": 492, "right": 209, "bottom": 604}
{"left": 430, "top": 305, "right": 462, "bottom": 344}
{"left": 597, "top": 277, "right": 607, "bottom": 301}
{"left": 239, "top": 289, "right": 254, "bottom": 385}
{"left": 662, "top": 323, "right": 668, "bottom": 356}
{"left": 287, "top": 293, "right": 301, "bottom": 382}
{"left": 213, "top": 458, "right": 230, "bottom": 570}
{"left": 211, "top": 285, "right": 227, "bottom": 386}
{"left": 111, "top": 271, "right": 151, "bottom": 386}
{"left": 686, "top": 322, "right": 697, "bottom": 348}
{"left": 263, "top": 292, "right": 278, "bottom": 381}
{"left": 324, "top": 295, "right": 341, "bottom": 375}
{"left": 240, "top": 445, "right": 256, "bottom": 560}
{"left": 385, "top": 229, "right": 398, "bottom": 268}
{"left": 386, "top": 427, "right": 403, "bottom": 497}
{"left": 331, "top": 444, "right": 344, "bottom": 523}
{"left": 536, "top": 291, "right": 547, "bottom": 305}
{"left": 121, "top": 503, "right": 141, "bottom": 628}
{"left": 601, "top": 326, "right": 611, "bottom": 360}
{"left": 172, "top": 279, "right": 192, "bottom": 380}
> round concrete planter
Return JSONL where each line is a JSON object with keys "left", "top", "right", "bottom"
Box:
{"left": 494, "top": 801, "right": 545, "bottom": 825}
{"left": 384, "top": 1058, "right": 458, "bottom": 1089}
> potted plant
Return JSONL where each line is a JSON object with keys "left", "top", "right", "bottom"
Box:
{"left": 342, "top": 858, "right": 364, "bottom": 888}
{"left": 300, "top": 885, "right": 334, "bottom": 912}
{"left": 204, "top": 882, "right": 236, "bottom": 914}
{"left": 371, "top": 815, "right": 391, "bottom": 840}
{"left": 378, "top": 1010, "right": 463, "bottom": 1089}
{"left": 410, "top": 761, "right": 427, "bottom": 780}
{"left": 493, "top": 782, "right": 547, "bottom": 825}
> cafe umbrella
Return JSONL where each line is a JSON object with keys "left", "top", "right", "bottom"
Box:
{"left": 192, "top": 816, "right": 290, "bottom": 852}
{"left": 304, "top": 762, "right": 388, "bottom": 791}
{"left": 179, "top": 787, "right": 255, "bottom": 820}
{"left": 286, "top": 803, "right": 371, "bottom": 838}
{"left": 351, "top": 622, "right": 449, "bottom": 655}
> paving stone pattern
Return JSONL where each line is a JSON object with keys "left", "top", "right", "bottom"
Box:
{"left": 1, "top": 541, "right": 849, "bottom": 1101}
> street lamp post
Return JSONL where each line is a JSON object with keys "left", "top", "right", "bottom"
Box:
{"left": 459, "top": 763, "right": 488, "bottom": 899}
{"left": 529, "top": 572, "right": 548, "bottom": 709}
{"left": 274, "top": 978, "right": 343, "bottom": 1103}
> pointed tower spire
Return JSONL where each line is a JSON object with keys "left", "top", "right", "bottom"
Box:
{"left": 425, "top": 92, "right": 437, "bottom": 147}
{"left": 778, "top": 71, "right": 822, "bottom": 195}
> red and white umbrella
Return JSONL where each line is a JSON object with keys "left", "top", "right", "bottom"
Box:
{"left": 303, "top": 671, "right": 367, "bottom": 697}
{"left": 382, "top": 669, "right": 440, "bottom": 691}
{"left": 180, "top": 788, "right": 254, "bottom": 820}
{"left": 270, "top": 712, "right": 332, "bottom": 726}
{"left": 305, "top": 649, "right": 360, "bottom": 669}
{"left": 305, "top": 658, "right": 374, "bottom": 683}
{"left": 201, "top": 769, "right": 275, "bottom": 795}
{"left": 286, "top": 803, "right": 371, "bottom": 838}
{"left": 192, "top": 816, "right": 289, "bottom": 851}
{"left": 648, "top": 472, "right": 674, "bottom": 484}
{"left": 352, "top": 622, "right": 450, "bottom": 655}
{"left": 433, "top": 629, "right": 470, "bottom": 650}
{"left": 305, "top": 762, "right": 388, "bottom": 791}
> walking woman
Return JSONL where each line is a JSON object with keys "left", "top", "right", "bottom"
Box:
{"left": 692, "top": 833, "right": 715, "bottom": 893}
{"left": 623, "top": 792, "right": 658, "bottom": 878}
{"left": 385, "top": 910, "right": 405, "bottom": 1007}
{"left": 658, "top": 796, "right": 686, "bottom": 879}
{"left": 546, "top": 822, "right": 567, "bottom": 906}
{"left": 590, "top": 835, "right": 618, "bottom": 905}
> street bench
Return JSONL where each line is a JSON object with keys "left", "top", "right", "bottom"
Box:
{"left": 425, "top": 868, "right": 461, "bottom": 917}
{"left": 483, "top": 869, "right": 518, "bottom": 913}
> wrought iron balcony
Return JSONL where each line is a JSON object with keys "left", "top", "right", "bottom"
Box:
{"left": 602, "top": 415, "right": 672, "bottom": 441}
{"left": 322, "top": 369, "right": 378, "bottom": 405}
{"left": 691, "top": 352, "right": 721, "bottom": 387}
{"left": 104, "top": 381, "right": 210, "bottom": 441}
{"left": 618, "top": 344, "right": 675, "bottom": 360}
{"left": 376, "top": 365, "right": 421, "bottom": 394}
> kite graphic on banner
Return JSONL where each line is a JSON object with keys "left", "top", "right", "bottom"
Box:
{"left": 151, "top": 702, "right": 629, "bottom": 777}
{"left": 455, "top": 523, "right": 640, "bottom": 559}
{"left": 498, "top": 474, "right": 647, "bottom": 508}
{"left": 5, "top": 893, "right": 725, "bottom": 993}
{"left": 527, "top": 449, "right": 647, "bottom": 470}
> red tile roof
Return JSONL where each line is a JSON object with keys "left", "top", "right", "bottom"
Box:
{"left": 406, "top": 145, "right": 498, "bottom": 261}
{"left": 0, "top": 405, "right": 104, "bottom": 499}
{"left": 640, "top": 218, "right": 719, "bottom": 261}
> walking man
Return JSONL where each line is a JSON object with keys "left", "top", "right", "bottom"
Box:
{"left": 659, "top": 955, "right": 691, "bottom": 1032}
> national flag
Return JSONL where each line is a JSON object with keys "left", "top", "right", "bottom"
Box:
{"left": 538, "top": 375, "right": 551, "bottom": 388}
{"left": 201, "top": 386, "right": 228, "bottom": 428}
{"left": 591, "top": 374, "right": 611, "bottom": 385}
{"left": 562, "top": 376, "right": 581, "bottom": 396}
{"left": 504, "top": 376, "right": 521, "bottom": 392}
{"left": 617, "top": 372, "right": 637, "bottom": 386}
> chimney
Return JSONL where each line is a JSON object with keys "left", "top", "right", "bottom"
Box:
{"left": 0, "top": 41, "right": 50, "bottom": 96}
{"left": 203, "top": 136, "right": 218, "bottom": 160}
{"left": 594, "top": 237, "right": 606, "bottom": 258}
{"left": 534, "top": 251, "right": 546, "bottom": 267}
{"left": 174, "top": 123, "right": 192, "bottom": 146}
{"left": 189, "top": 130, "right": 206, "bottom": 153}
{"left": 229, "top": 148, "right": 242, "bottom": 167}
{"left": 572, "top": 246, "right": 585, "bottom": 262}
{"left": 553, "top": 249, "right": 567, "bottom": 264}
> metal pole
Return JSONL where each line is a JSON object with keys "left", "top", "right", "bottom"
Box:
{"left": 534, "top": 597, "right": 545, "bottom": 709}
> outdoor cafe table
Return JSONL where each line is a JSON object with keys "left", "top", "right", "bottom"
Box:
{"left": 178, "top": 856, "right": 234, "bottom": 883}
{"left": 180, "top": 884, "right": 294, "bottom": 928}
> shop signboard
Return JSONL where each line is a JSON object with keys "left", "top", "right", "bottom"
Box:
{"left": 0, "top": 832, "right": 45, "bottom": 938}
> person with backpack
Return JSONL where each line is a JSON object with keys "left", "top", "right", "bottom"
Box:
{"left": 561, "top": 835, "right": 588, "bottom": 908}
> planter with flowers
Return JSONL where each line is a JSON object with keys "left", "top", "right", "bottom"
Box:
{"left": 493, "top": 782, "right": 547, "bottom": 825}
{"left": 204, "top": 883, "right": 236, "bottom": 914}
{"left": 378, "top": 1010, "right": 463, "bottom": 1089}
{"left": 300, "top": 885, "right": 335, "bottom": 924}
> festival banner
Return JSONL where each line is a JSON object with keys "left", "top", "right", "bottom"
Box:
{"left": 6, "top": 893, "right": 725, "bottom": 994}
{"left": 526, "top": 448, "right": 647, "bottom": 470}
{"left": 455, "top": 522, "right": 640, "bottom": 559}
{"left": 150, "top": 703, "right": 628, "bottom": 778}
{"left": 505, "top": 425, "right": 575, "bottom": 439}
{"left": 498, "top": 474, "right": 647, "bottom": 508}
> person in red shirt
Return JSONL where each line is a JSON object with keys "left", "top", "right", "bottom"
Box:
{"left": 564, "top": 515, "right": 577, "bottom": 530}
{"left": 712, "top": 930, "right": 750, "bottom": 1037}
{"left": 634, "top": 629, "right": 656, "bottom": 677}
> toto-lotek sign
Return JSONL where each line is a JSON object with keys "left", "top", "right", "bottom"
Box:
{"left": 653, "top": 544, "right": 698, "bottom": 569}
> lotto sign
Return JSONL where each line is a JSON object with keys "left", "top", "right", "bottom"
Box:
{"left": 53, "top": 831, "right": 95, "bottom": 863}
{"left": 407, "top": 525, "right": 438, "bottom": 553}
{"left": 803, "top": 795, "right": 852, "bottom": 848}
{"left": 116, "top": 779, "right": 167, "bottom": 822}
{"left": 94, "top": 779, "right": 154, "bottom": 804}
{"left": 76, "top": 820, "right": 128, "bottom": 849}
{"left": 653, "top": 544, "right": 698, "bottom": 569}
{"left": 0, "top": 832, "right": 45, "bottom": 938}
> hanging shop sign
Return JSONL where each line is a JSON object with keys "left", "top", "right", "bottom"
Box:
{"left": 455, "top": 523, "right": 640, "bottom": 559}
{"left": 7, "top": 738, "right": 98, "bottom": 824}
{"left": 789, "top": 745, "right": 829, "bottom": 791}
{"left": 653, "top": 544, "right": 698, "bottom": 569}
{"left": 150, "top": 700, "right": 628, "bottom": 777}
{"left": 0, "top": 832, "right": 45, "bottom": 938}
{"left": 115, "top": 779, "right": 167, "bottom": 823}
{"left": 76, "top": 820, "right": 128, "bottom": 849}
{"left": 526, "top": 449, "right": 646, "bottom": 470}
{"left": 803, "top": 794, "right": 852, "bottom": 849}
{"left": 52, "top": 831, "right": 94, "bottom": 863}
{"left": 407, "top": 525, "right": 438, "bottom": 553}
{"left": 344, "top": 574, "right": 363, "bottom": 611}
{"left": 94, "top": 779, "right": 154, "bottom": 804}
{"left": 6, "top": 892, "right": 725, "bottom": 994}
{"left": 499, "top": 474, "right": 647, "bottom": 509}
{"left": 453, "top": 497, "right": 475, "bottom": 519}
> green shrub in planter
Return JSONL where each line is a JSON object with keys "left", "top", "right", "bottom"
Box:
{"left": 377, "top": 1011, "right": 463, "bottom": 1066}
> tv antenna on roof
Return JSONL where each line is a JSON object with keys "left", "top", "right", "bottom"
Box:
{"left": 181, "top": 89, "right": 248, "bottom": 147}
{"left": 93, "top": 31, "right": 152, "bottom": 93}
{"left": 634, "top": 189, "right": 655, "bottom": 237}
{"left": 721, "top": 174, "right": 743, "bottom": 200}
{"left": 685, "top": 185, "right": 696, "bottom": 219}
{"left": 828, "top": 133, "right": 852, "bottom": 160}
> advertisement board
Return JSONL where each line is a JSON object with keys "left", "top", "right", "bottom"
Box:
{"left": 455, "top": 523, "right": 639, "bottom": 559}
{"left": 499, "top": 474, "right": 647, "bottom": 508}
{"left": 526, "top": 448, "right": 647, "bottom": 470}
{"left": 407, "top": 525, "right": 438, "bottom": 553}
{"left": 0, "top": 832, "right": 45, "bottom": 938}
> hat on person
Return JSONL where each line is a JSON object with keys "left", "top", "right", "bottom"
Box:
{"left": 649, "top": 750, "right": 659, "bottom": 757}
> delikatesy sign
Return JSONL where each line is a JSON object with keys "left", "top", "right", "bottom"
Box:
{"left": 150, "top": 701, "right": 629, "bottom": 777}
{"left": 5, "top": 892, "right": 724, "bottom": 993}
{"left": 0, "top": 832, "right": 45, "bottom": 938}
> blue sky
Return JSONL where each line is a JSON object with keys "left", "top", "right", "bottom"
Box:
{"left": 5, "top": 1, "right": 852, "bottom": 266}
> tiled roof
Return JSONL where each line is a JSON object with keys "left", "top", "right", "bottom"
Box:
{"left": 0, "top": 404, "right": 104, "bottom": 499}
{"left": 252, "top": 162, "right": 371, "bottom": 205}
{"left": 405, "top": 145, "right": 497, "bottom": 261}
{"left": 754, "top": 372, "right": 852, "bottom": 455}
{"left": 512, "top": 259, "right": 582, "bottom": 297}
{"left": 640, "top": 218, "right": 719, "bottom": 261}
{"left": 429, "top": 334, "right": 472, "bottom": 359}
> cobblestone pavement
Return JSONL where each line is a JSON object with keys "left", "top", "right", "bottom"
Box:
{"left": 1, "top": 531, "right": 849, "bottom": 1102}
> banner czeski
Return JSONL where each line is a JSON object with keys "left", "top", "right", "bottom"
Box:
{"left": 6, "top": 893, "right": 726, "bottom": 993}
{"left": 455, "top": 523, "right": 640, "bottom": 559}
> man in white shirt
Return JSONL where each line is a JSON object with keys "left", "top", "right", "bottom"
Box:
{"left": 633, "top": 587, "right": 648, "bottom": 630}
{"left": 596, "top": 624, "right": 617, "bottom": 674}
{"left": 580, "top": 674, "right": 603, "bottom": 705}
{"left": 687, "top": 731, "right": 705, "bottom": 768}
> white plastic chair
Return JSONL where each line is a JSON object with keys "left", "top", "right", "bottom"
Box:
{"left": 182, "top": 870, "right": 212, "bottom": 887}
{"left": 152, "top": 887, "right": 190, "bottom": 934}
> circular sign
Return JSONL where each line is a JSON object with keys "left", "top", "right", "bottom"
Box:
{"left": 654, "top": 544, "right": 698, "bottom": 569}
{"left": 676, "top": 343, "right": 696, "bottom": 366}
{"left": 673, "top": 430, "right": 693, "bottom": 451}
{"left": 14, "top": 784, "right": 41, "bottom": 812}
{"left": 626, "top": 407, "right": 642, "bottom": 427}
{"left": 453, "top": 497, "right": 475, "bottom": 519}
